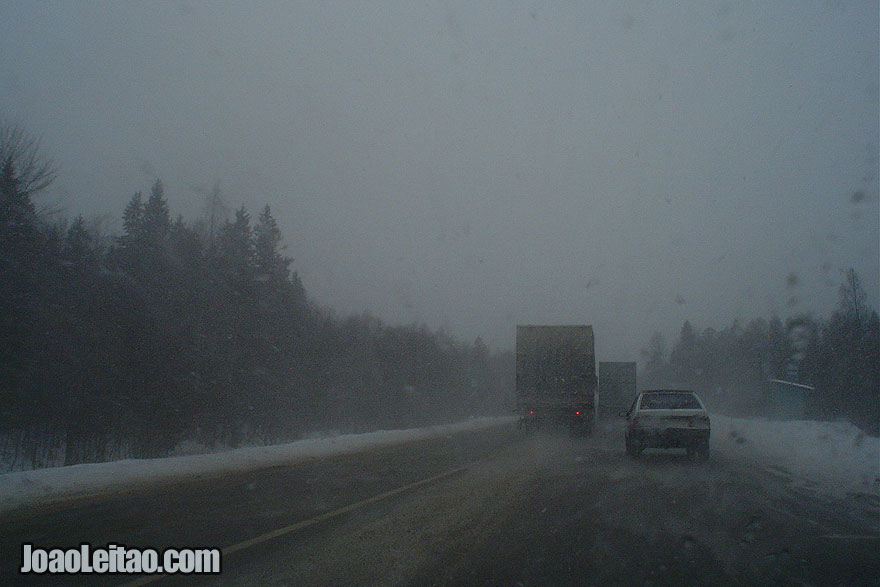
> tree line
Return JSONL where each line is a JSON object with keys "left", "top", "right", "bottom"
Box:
{"left": 0, "top": 123, "right": 514, "bottom": 471}
{"left": 640, "top": 269, "right": 879, "bottom": 435}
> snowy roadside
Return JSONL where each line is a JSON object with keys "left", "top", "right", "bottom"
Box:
{"left": 0, "top": 416, "right": 517, "bottom": 513}
{"left": 712, "top": 415, "right": 880, "bottom": 498}
{"left": 2, "top": 414, "right": 876, "bottom": 514}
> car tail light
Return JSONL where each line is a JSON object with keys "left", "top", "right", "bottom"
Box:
{"left": 529, "top": 410, "right": 534, "bottom": 415}
{"left": 575, "top": 411, "right": 581, "bottom": 416}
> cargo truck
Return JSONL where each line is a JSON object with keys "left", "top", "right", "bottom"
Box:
{"left": 516, "top": 325, "right": 597, "bottom": 434}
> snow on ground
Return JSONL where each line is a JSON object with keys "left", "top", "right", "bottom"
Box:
{"left": 712, "top": 415, "right": 880, "bottom": 498}
{"left": 0, "top": 416, "right": 516, "bottom": 513}
{"left": 2, "top": 414, "right": 877, "bottom": 513}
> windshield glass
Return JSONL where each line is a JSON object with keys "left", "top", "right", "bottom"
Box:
{"left": 0, "top": 3, "right": 877, "bottom": 586}
{"left": 640, "top": 392, "right": 702, "bottom": 410}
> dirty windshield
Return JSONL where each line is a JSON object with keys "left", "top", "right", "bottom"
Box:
{"left": 0, "top": 2, "right": 877, "bottom": 585}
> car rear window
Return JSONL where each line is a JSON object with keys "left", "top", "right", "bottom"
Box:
{"left": 639, "top": 392, "right": 701, "bottom": 410}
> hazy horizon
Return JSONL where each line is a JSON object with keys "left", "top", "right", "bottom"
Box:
{"left": 2, "top": 1, "right": 877, "bottom": 360}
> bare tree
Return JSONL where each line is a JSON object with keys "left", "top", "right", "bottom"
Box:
{"left": 0, "top": 121, "right": 57, "bottom": 199}
{"left": 838, "top": 268, "right": 868, "bottom": 328}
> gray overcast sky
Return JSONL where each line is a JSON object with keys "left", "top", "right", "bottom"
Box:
{"left": 2, "top": 1, "right": 878, "bottom": 360}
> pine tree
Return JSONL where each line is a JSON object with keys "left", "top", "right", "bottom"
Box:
{"left": 169, "top": 215, "right": 203, "bottom": 269}
{"left": 63, "top": 215, "right": 95, "bottom": 266}
{"left": 254, "top": 205, "right": 291, "bottom": 283}
{"left": 217, "top": 205, "right": 254, "bottom": 284}
{"left": 120, "top": 192, "right": 144, "bottom": 247}
{"left": 142, "top": 179, "right": 170, "bottom": 248}
{"left": 203, "top": 184, "right": 227, "bottom": 253}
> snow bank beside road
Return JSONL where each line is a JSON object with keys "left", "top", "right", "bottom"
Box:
{"left": 712, "top": 415, "right": 880, "bottom": 497}
{"left": 0, "top": 416, "right": 516, "bottom": 513}
{"left": 3, "top": 415, "right": 875, "bottom": 513}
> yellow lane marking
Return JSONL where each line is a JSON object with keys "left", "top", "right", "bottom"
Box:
{"left": 121, "top": 465, "right": 468, "bottom": 586}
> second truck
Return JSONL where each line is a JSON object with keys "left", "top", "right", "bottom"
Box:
{"left": 516, "top": 324, "right": 598, "bottom": 434}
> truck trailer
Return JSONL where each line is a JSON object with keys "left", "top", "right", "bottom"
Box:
{"left": 516, "top": 325, "right": 597, "bottom": 434}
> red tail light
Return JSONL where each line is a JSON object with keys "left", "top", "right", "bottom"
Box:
{"left": 529, "top": 410, "right": 534, "bottom": 415}
{"left": 575, "top": 411, "right": 581, "bottom": 416}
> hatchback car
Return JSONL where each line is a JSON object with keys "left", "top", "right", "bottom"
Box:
{"left": 624, "top": 390, "right": 710, "bottom": 459}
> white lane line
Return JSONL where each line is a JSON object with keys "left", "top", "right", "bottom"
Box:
{"left": 223, "top": 465, "right": 468, "bottom": 555}
{"left": 120, "top": 465, "right": 468, "bottom": 586}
